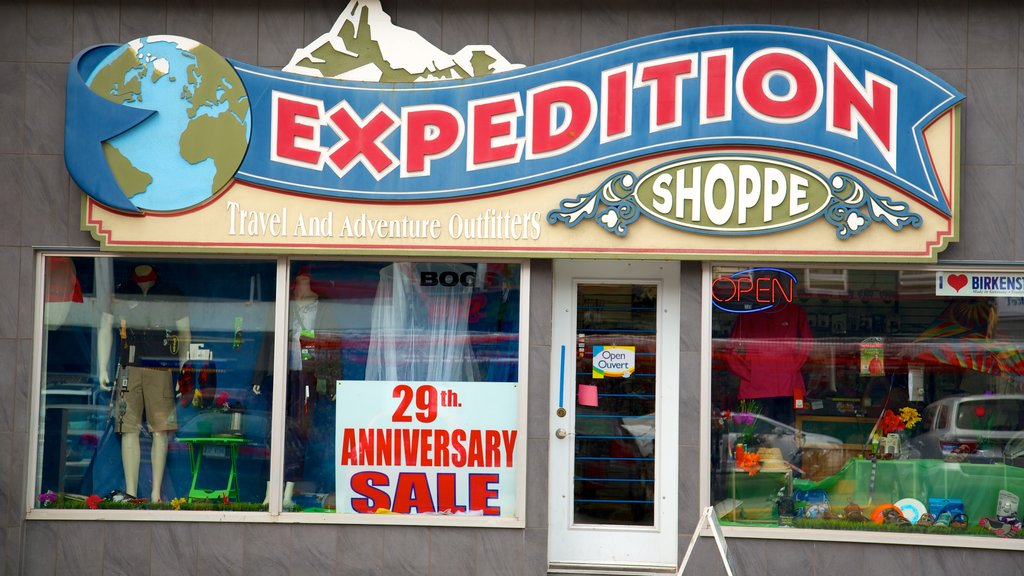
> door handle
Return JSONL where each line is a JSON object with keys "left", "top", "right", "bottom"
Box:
{"left": 555, "top": 428, "right": 569, "bottom": 439}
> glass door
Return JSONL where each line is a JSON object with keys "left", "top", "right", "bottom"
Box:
{"left": 548, "top": 260, "right": 679, "bottom": 569}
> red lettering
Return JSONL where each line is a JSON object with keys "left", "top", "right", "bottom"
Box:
{"left": 326, "top": 102, "right": 398, "bottom": 178}
{"left": 467, "top": 430, "right": 484, "bottom": 467}
{"left": 434, "top": 429, "right": 451, "bottom": 467}
{"left": 755, "top": 276, "right": 772, "bottom": 302}
{"left": 827, "top": 49, "right": 896, "bottom": 167}
{"left": 602, "top": 67, "right": 631, "bottom": 140}
{"left": 340, "top": 428, "right": 357, "bottom": 465}
{"left": 469, "top": 95, "right": 522, "bottom": 168}
{"left": 711, "top": 276, "right": 738, "bottom": 302}
{"left": 435, "top": 473, "right": 466, "bottom": 514}
{"left": 468, "top": 474, "right": 500, "bottom": 515}
{"left": 401, "top": 106, "right": 463, "bottom": 176}
{"left": 351, "top": 471, "right": 390, "bottom": 513}
{"left": 376, "top": 429, "right": 392, "bottom": 466}
{"left": 528, "top": 82, "right": 595, "bottom": 158}
{"left": 392, "top": 383, "right": 413, "bottom": 422}
{"left": 735, "top": 276, "right": 754, "bottom": 301}
{"left": 451, "top": 429, "right": 467, "bottom": 467}
{"left": 739, "top": 49, "right": 821, "bottom": 122}
{"left": 485, "top": 430, "right": 501, "bottom": 467}
{"left": 272, "top": 93, "right": 322, "bottom": 166}
{"left": 637, "top": 54, "right": 697, "bottom": 128}
{"left": 702, "top": 50, "right": 732, "bottom": 122}
{"left": 831, "top": 67, "right": 892, "bottom": 148}
{"left": 771, "top": 277, "right": 794, "bottom": 303}
{"left": 392, "top": 473, "right": 435, "bottom": 514}
{"left": 358, "top": 428, "right": 375, "bottom": 466}
{"left": 501, "top": 430, "right": 517, "bottom": 467}
{"left": 401, "top": 429, "right": 420, "bottom": 466}
{"left": 712, "top": 271, "right": 796, "bottom": 306}
{"left": 420, "top": 429, "right": 433, "bottom": 467}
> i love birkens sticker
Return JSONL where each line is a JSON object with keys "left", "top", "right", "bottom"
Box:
{"left": 936, "top": 272, "right": 1024, "bottom": 297}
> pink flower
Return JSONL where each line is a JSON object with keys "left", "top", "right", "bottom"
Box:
{"left": 733, "top": 412, "right": 755, "bottom": 426}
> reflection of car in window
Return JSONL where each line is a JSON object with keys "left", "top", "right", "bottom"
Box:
{"left": 717, "top": 413, "right": 842, "bottom": 474}
{"left": 906, "top": 395, "right": 1024, "bottom": 465}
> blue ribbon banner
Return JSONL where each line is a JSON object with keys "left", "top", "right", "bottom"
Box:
{"left": 67, "top": 26, "right": 962, "bottom": 219}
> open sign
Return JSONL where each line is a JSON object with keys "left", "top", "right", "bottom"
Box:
{"left": 711, "top": 267, "right": 797, "bottom": 313}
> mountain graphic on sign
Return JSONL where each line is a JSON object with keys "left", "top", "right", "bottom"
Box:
{"left": 284, "top": 0, "right": 523, "bottom": 82}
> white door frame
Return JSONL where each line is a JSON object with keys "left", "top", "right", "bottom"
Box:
{"left": 547, "top": 259, "right": 680, "bottom": 570}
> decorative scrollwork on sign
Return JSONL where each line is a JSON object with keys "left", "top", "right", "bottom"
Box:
{"left": 546, "top": 172, "right": 641, "bottom": 236}
{"left": 824, "top": 173, "right": 922, "bottom": 240}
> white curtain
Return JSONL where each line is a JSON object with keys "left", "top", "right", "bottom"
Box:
{"left": 365, "top": 262, "right": 476, "bottom": 381}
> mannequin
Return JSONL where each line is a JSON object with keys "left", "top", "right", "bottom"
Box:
{"left": 285, "top": 268, "right": 321, "bottom": 497}
{"left": 725, "top": 301, "right": 813, "bottom": 425}
{"left": 99, "top": 264, "right": 190, "bottom": 501}
{"left": 289, "top": 269, "right": 320, "bottom": 372}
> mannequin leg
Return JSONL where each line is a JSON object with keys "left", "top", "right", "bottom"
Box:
{"left": 121, "top": 431, "right": 141, "bottom": 497}
{"left": 283, "top": 481, "right": 296, "bottom": 509}
{"left": 150, "top": 431, "right": 169, "bottom": 502}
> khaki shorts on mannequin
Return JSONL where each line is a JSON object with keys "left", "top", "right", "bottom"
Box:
{"left": 118, "top": 366, "right": 178, "bottom": 433}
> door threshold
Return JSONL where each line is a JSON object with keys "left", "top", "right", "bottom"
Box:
{"left": 547, "top": 562, "right": 677, "bottom": 576}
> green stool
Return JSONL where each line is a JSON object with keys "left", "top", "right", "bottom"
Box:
{"left": 177, "top": 436, "right": 247, "bottom": 502}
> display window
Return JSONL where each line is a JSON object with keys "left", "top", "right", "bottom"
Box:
{"left": 30, "top": 254, "right": 526, "bottom": 523}
{"left": 710, "top": 265, "right": 1024, "bottom": 539}
{"left": 283, "top": 261, "right": 523, "bottom": 517}
{"left": 33, "top": 256, "right": 276, "bottom": 511}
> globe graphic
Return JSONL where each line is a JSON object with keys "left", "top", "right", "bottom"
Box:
{"left": 86, "top": 35, "right": 251, "bottom": 212}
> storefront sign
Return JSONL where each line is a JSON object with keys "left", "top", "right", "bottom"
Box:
{"left": 592, "top": 345, "right": 635, "bottom": 378}
{"left": 66, "top": 2, "right": 962, "bottom": 261}
{"left": 936, "top": 272, "right": 1024, "bottom": 297}
{"left": 335, "top": 380, "right": 519, "bottom": 516}
{"left": 712, "top": 267, "right": 796, "bottom": 313}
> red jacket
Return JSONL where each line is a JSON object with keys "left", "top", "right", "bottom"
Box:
{"left": 725, "top": 304, "right": 813, "bottom": 400}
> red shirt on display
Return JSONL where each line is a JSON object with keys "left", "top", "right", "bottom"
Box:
{"left": 725, "top": 303, "right": 814, "bottom": 400}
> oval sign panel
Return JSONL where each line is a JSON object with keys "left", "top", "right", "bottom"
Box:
{"left": 632, "top": 156, "right": 831, "bottom": 234}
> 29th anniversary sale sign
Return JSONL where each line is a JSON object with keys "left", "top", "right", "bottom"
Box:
{"left": 335, "top": 380, "right": 519, "bottom": 516}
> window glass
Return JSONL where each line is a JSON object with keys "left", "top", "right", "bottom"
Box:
{"left": 284, "top": 261, "right": 522, "bottom": 516}
{"left": 711, "top": 266, "right": 1024, "bottom": 538}
{"left": 35, "top": 256, "right": 276, "bottom": 510}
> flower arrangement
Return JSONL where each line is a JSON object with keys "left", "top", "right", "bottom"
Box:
{"left": 730, "top": 399, "right": 763, "bottom": 448}
{"left": 736, "top": 445, "right": 761, "bottom": 476}
{"left": 37, "top": 490, "right": 57, "bottom": 507}
{"left": 899, "top": 407, "right": 922, "bottom": 429}
{"left": 879, "top": 406, "right": 921, "bottom": 435}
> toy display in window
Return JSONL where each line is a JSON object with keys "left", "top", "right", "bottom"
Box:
{"left": 98, "top": 264, "right": 190, "bottom": 502}
{"left": 725, "top": 301, "right": 813, "bottom": 425}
